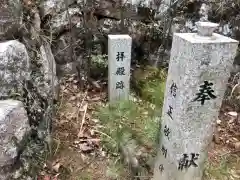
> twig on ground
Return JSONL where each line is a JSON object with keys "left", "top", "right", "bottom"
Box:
{"left": 53, "top": 138, "right": 61, "bottom": 156}
{"left": 77, "top": 103, "right": 88, "bottom": 138}
{"left": 76, "top": 91, "right": 88, "bottom": 120}
{"left": 92, "top": 129, "right": 113, "bottom": 140}
{"left": 220, "top": 150, "right": 240, "bottom": 157}
{"left": 56, "top": 91, "right": 64, "bottom": 114}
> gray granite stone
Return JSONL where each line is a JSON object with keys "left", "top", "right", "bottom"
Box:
{"left": 153, "top": 22, "right": 239, "bottom": 180}
{"left": 49, "top": 7, "right": 82, "bottom": 34}
{"left": 0, "top": 100, "right": 30, "bottom": 167}
{"left": 0, "top": 0, "right": 22, "bottom": 41}
{"left": 108, "top": 35, "right": 132, "bottom": 102}
{"left": 40, "top": 0, "right": 75, "bottom": 18}
{"left": 39, "top": 41, "right": 59, "bottom": 99}
{"left": 0, "top": 40, "right": 30, "bottom": 97}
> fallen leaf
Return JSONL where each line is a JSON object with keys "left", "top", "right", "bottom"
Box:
{"left": 52, "top": 162, "right": 61, "bottom": 172}
{"left": 81, "top": 153, "right": 87, "bottom": 161}
{"left": 91, "top": 96, "right": 101, "bottom": 101}
{"left": 216, "top": 119, "right": 221, "bottom": 124}
{"left": 232, "top": 137, "right": 239, "bottom": 142}
{"left": 228, "top": 111, "right": 238, "bottom": 117}
{"left": 73, "top": 80, "right": 78, "bottom": 84}
{"left": 92, "top": 119, "right": 99, "bottom": 123}
{"left": 74, "top": 140, "right": 80, "bottom": 144}
{"left": 70, "top": 96, "right": 76, "bottom": 101}
{"left": 91, "top": 81, "right": 101, "bottom": 89}
{"left": 68, "top": 77, "right": 74, "bottom": 82}
{"left": 234, "top": 142, "right": 240, "bottom": 150}
{"left": 76, "top": 93, "right": 82, "bottom": 98}
{"left": 73, "top": 85, "right": 78, "bottom": 90}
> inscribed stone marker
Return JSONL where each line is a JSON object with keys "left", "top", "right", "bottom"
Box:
{"left": 108, "top": 35, "right": 132, "bottom": 102}
{"left": 153, "top": 21, "right": 239, "bottom": 180}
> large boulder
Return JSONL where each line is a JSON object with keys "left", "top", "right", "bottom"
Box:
{"left": 0, "top": 40, "right": 30, "bottom": 98}
{"left": 0, "top": 100, "right": 30, "bottom": 180}
{"left": 0, "top": 0, "right": 23, "bottom": 41}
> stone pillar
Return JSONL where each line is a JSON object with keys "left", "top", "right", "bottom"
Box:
{"left": 108, "top": 35, "right": 132, "bottom": 102}
{"left": 153, "top": 22, "right": 239, "bottom": 180}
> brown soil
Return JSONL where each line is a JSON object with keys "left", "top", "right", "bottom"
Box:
{"left": 38, "top": 75, "right": 240, "bottom": 180}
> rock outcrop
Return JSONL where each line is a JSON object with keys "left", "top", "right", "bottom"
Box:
{"left": 0, "top": 0, "right": 23, "bottom": 41}
{"left": 0, "top": 40, "right": 30, "bottom": 97}
{"left": 0, "top": 100, "right": 30, "bottom": 180}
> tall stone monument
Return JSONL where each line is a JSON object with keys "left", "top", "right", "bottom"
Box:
{"left": 108, "top": 35, "right": 132, "bottom": 102}
{"left": 153, "top": 22, "right": 239, "bottom": 180}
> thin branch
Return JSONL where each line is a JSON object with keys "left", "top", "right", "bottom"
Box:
{"left": 77, "top": 103, "right": 88, "bottom": 138}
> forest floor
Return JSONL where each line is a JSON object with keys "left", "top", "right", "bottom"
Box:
{"left": 37, "top": 73, "right": 240, "bottom": 180}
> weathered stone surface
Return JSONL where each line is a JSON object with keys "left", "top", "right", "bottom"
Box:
{"left": 0, "top": 40, "right": 30, "bottom": 97}
{"left": 108, "top": 35, "right": 132, "bottom": 102}
{"left": 52, "top": 32, "right": 84, "bottom": 65}
{"left": 48, "top": 7, "right": 82, "bottom": 34}
{"left": 39, "top": 41, "right": 59, "bottom": 99}
{"left": 56, "top": 62, "right": 78, "bottom": 77}
{"left": 52, "top": 32, "right": 74, "bottom": 64}
{"left": 0, "top": 100, "right": 30, "bottom": 167}
{"left": 99, "top": 18, "right": 121, "bottom": 34}
{"left": 0, "top": 0, "right": 23, "bottom": 40}
{"left": 40, "top": 0, "right": 76, "bottom": 18}
{"left": 153, "top": 22, "right": 239, "bottom": 180}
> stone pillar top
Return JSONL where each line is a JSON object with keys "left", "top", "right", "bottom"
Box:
{"left": 108, "top": 34, "right": 132, "bottom": 39}
{"left": 196, "top": 21, "right": 219, "bottom": 36}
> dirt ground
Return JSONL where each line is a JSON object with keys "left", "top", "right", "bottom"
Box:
{"left": 38, "top": 75, "right": 240, "bottom": 180}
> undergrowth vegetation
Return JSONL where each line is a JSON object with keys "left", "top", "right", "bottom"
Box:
{"left": 94, "top": 67, "right": 167, "bottom": 177}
